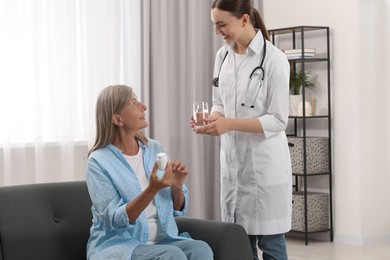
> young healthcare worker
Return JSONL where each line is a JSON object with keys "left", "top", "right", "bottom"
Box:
{"left": 192, "top": 0, "right": 292, "bottom": 259}
{"left": 87, "top": 85, "right": 213, "bottom": 260}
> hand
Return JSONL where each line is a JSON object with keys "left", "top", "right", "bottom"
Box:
{"left": 148, "top": 162, "right": 173, "bottom": 193}
{"left": 190, "top": 114, "right": 213, "bottom": 130}
{"left": 189, "top": 115, "right": 196, "bottom": 130}
{"left": 195, "top": 117, "right": 231, "bottom": 136}
{"left": 170, "top": 160, "right": 189, "bottom": 190}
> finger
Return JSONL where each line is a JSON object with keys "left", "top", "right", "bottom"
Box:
{"left": 197, "top": 124, "right": 215, "bottom": 135}
{"left": 151, "top": 162, "right": 158, "bottom": 177}
{"left": 175, "top": 167, "right": 189, "bottom": 183}
{"left": 178, "top": 166, "right": 188, "bottom": 174}
{"left": 203, "top": 117, "right": 214, "bottom": 123}
{"left": 149, "top": 163, "right": 159, "bottom": 183}
{"left": 164, "top": 161, "right": 173, "bottom": 175}
{"left": 206, "top": 127, "right": 217, "bottom": 135}
{"left": 180, "top": 164, "right": 188, "bottom": 172}
{"left": 195, "top": 125, "right": 208, "bottom": 134}
{"left": 175, "top": 162, "right": 187, "bottom": 172}
{"left": 171, "top": 160, "right": 181, "bottom": 171}
{"left": 162, "top": 161, "right": 173, "bottom": 184}
{"left": 190, "top": 118, "right": 196, "bottom": 129}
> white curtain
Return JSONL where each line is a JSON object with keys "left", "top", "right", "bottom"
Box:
{"left": 141, "top": 0, "right": 222, "bottom": 220}
{"left": 0, "top": 0, "right": 141, "bottom": 186}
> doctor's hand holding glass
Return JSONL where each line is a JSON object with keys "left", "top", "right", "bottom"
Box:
{"left": 191, "top": 1, "right": 292, "bottom": 260}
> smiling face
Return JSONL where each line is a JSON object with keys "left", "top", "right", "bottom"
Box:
{"left": 113, "top": 92, "right": 148, "bottom": 132}
{"left": 211, "top": 8, "right": 246, "bottom": 44}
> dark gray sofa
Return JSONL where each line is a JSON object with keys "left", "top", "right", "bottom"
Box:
{"left": 0, "top": 181, "right": 253, "bottom": 260}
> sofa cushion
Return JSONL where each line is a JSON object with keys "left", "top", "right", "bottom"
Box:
{"left": 0, "top": 181, "right": 92, "bottom": 260}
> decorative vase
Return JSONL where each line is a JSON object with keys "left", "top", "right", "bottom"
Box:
{"left": 297, "top": 101, "right": 312, "bottom": 116}
{"left": 289, "top": 95, "right": 302, "bottom": 116}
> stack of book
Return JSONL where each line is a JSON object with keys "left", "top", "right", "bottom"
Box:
{"left": 283, "top": 48, "right": 316, "bottom": 59}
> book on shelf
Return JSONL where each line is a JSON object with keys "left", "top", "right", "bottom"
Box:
{"left": 283, "top": 48, "right": 316, "bottom": 59}
{"left": 283, "top": 48, "right": 316, "bottom": 54}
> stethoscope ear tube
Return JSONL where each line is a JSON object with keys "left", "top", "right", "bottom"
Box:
{"left": 249, "top": 66, "right": 265, "bottom": 80}
{"left": 212, "top": 51, "right": 229, "bottom": 87}
{"left": 213, "top": 36, "right": 266, "bottom": 86}
{"left": 212, "top": 36, "right": 267, "bottom": 108}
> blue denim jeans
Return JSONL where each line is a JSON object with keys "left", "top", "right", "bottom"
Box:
{"left": 248, "top": 234, "right": 288, "bottom": 260}
{"left": 132, "top": 239, "right": 213, "bottom": 260}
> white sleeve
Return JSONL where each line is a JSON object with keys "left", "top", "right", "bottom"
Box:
{"left": 211, "top": 47, "right": 227, "bottom": 116}
{"left": 259, "top": 49, "right": 290, "bottom": 138}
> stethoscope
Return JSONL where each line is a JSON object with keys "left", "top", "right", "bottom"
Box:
{"left": 212, "top": 36, "right": 266, "bottom": 108}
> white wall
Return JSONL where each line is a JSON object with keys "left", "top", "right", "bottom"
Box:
{"left": 264, "top": 0, "right": 390, "bottom": 245}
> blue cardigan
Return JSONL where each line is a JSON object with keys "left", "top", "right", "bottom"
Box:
{"left": 86, "top": 139, "right": 190, "bottom": 260}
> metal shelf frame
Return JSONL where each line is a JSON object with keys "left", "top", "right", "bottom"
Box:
{"left": 268, "top": 26, "right": 333, "bottom": 245}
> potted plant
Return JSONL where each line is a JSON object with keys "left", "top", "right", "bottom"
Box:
{"left": 290, "top": 70, "right": 315, "bottom": 95}
{"left": 289, "top": 70, "right": 315, "bottom": 116}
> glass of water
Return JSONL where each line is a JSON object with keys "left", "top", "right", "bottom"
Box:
{"left": 193, "top": 101, "right": 209, "bottom": 128}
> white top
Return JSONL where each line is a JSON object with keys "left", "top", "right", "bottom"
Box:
{"left": 124, "top": 149, "right": 165, "bottom": 244}
{"left": 211, "top": 30, "right": 292, "bottom": 235}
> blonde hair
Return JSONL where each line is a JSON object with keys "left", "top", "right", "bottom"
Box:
{"left": 88, "top": 85, "right": 147, "bottom": 157}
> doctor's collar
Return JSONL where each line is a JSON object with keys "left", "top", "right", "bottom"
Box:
{"left": 248, "top": 30, "right": 265, "bottom": 55}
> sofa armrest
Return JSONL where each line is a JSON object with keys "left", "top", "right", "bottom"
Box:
{"left": 175, "top": 217, "right": 253, "bottom": 260}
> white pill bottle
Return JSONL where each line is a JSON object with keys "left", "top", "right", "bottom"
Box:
{"left": 156, "top": 153, "right": 168, "bottom": 171}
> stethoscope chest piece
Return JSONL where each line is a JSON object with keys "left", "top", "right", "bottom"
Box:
{"left": 212, "top": 77, "right": 220, "bottom": 88}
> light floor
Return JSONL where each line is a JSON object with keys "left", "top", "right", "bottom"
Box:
{"left": 283, "top": 235, "right": 390, "bottom": 260}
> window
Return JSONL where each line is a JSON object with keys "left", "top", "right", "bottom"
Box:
{"left": 0, "top": 0, "right": 141, "bottom": 144}
{"left": 0, "top": 0, "right": 141, "bottom": 185}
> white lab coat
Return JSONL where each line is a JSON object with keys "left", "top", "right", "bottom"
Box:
{"left": 211, "top": 31, "right": 292, "bottom": 235}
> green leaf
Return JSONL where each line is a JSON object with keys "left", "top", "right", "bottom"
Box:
{"left": 289, "top": 70, "right": 315, "bottom": 95}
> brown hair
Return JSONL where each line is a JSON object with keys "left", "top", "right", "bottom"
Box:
{"left": 212, "top": 0, "right": 270, "bottom": 41}
{"left": 88, "top": 85, "right": 147, "bottom": 157}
